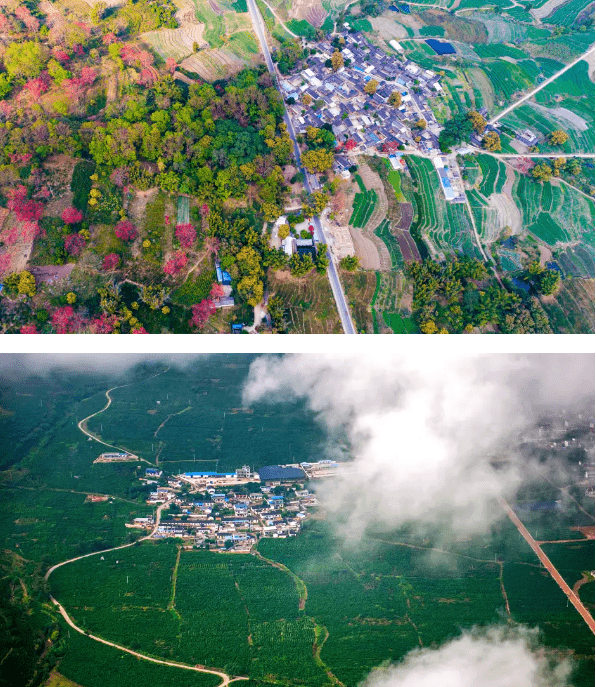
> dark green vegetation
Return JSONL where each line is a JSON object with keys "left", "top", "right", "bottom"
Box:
{"left": 56, "top": 623, "right": 220, "bottom": 687}
{"left": 51, "top": 543, "right": 329, "bottom": 685}
{"left": 0, "top": 550, "right": 65, "bottom": 687}
{"left": 408, "top": 257, "right": 553, "bottom": 333}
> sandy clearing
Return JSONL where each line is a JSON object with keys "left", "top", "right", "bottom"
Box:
{"left": 530, "top": 102, "right": 588, "bottom": 131}
{"left": 369, "top": 16, "right": 408, "bottom": 41}
{"left": 489, "top": 192, "right": 522, "bottom": 236}
{"left": 349, "top": 226, "right": 382, "bottom": 270}
{"left": 531, "top": 0, "right": 572, "bottom": 19}
{"left": 538, "top": 244, "right": 553, "bottom": 266}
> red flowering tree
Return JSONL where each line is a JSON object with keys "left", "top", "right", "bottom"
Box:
{"left": 52, "top": 306, "right": 86, "bottom": 333}
{"left": 102, "top": 253, "right": 120, "bottom": 271}
{"left": 189, "top": 299, "right": 216, "bottom": 329}
{"left": 204, "top": 236, "right": 220, "bottom": 257}
{"left": 20, "top": 221, "right": 42, "bottom": 242}
{"left": 210, "top": 282, "right": 225, "bottom": 300}
{"left": 54, "top": 49, "right": 70, "bottom": 63}
{"left": 102, "top": 33, "right": 116, "bottom": 45}
{"left": 345, "top": 138, "right": 357, "bottom": 151}
{"left": 131, "top": 326, "right": 148, "bottom": 334}
{"left": 163, "top": 251, "right": 188, "bottom": 276}
{"left": 0, "top": 253, "right": 11, "bottom": 274}
{"left": 175, "top": 224, "right": 196, "bottom": 250}
{"left": 73, "top": 43, "right": 85, "bottom": 56}
{"left": 20, "top": 324, "right": 38, "bottom": 334}
{"left": 24, "top": 74, "right": 50, "bottom": 99}
{"left": 62, "top": 206, "right": 84, "bottom": 224}
{"left": 15, "top": 6, "right": 39, "bottom": 31}
{"left": 64, "top": 233, "right": 86, "bottom": 255}
{"left": 114, "top": 220, "right": 138, "bottom": 242}
{"left": 200, "top": 204, "right": 210, "bottom": 218}
{"left": 80, "top": 66, "right": 97, "bottom": 87}
{"left": 89, "top": 315, "right": 115, "bottom": 333}
{"left": 166, "top": 58, "right": 177, "bottom": 73}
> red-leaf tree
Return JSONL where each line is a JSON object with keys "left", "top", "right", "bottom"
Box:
{"left": 20, "top": 324, "right": 39, "bottom": 334}
{"left": 64, "top": 233, "right": 86, "bottom": 255}
{"left": 80, "top": 66, "right": 97, "bottom": 87}
{"left": 175, "top": 223, "right": 196, "bottom": 250}
{"left": 163, "top": 251, "right": 188, "bottom": 276}
{"left": 204, "top": 236, "right": 220, "bottom": 257}
{"left": 345, "top": 138, "right": 357, "bottom": 151}
{"left": 166, "top": 58, "right": 177, "bottom": 73}
{"left": 102, "top": 253, "right": 120, "bottom": 271}
{"left": 52, "top": 306, "right": 86, "bottom": 334}
{"left": 62, "top": 206, "right": 84, "bottom": 224}
{"left": 131, "top": 326, "right": 148, "bottom": 334}
{"left": 15, "top": 6, "right": 39, "bottom": 32}
{"left": 24, "top": 74, "right": 50, "bottom": 99}
{"left": 102, "top": 33, "right": 117, "bottom": 45}
{"left": 210, "top": 282, "right": 225, "bottom": 300}
{"left": 88, "top": 315, "right": 115, "bottom": 333}
{"left": 189, "top": 299, "right": 216, "bottom": 329}
{"left": 7, "top": 186, "right": 44, "bottom": 223}
{"left": 54, "top": 49, "right": 70, "bottom": 63}
{"left": 73, "top": 43, "right": 85, "bottom": 56}
{"left": 114, "top": 220, "right": 138, "bottom": 242}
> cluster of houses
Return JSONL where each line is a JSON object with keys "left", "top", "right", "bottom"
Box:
{"left": 281, "top": 30, "right": 445, "bottom": 165}
{"left": 131, "top": 463, "right": 339, "bottom": 551}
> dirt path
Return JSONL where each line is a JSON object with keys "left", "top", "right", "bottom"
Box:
{"left": 500, "top": 497, "right": 595, "bottom": 634}
{"left": 77, "top": 368, "right": 169, "bottom": 461}
{"left": 573, "top": 572, "right": 594, "bottom": 597}
{"left": 253, "top": 549, "right": 308, "bottom": 609}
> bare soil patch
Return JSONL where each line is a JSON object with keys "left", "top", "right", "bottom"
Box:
{"left": 369, "top": 16, "right": 408, "bottom": 41}
{"left": 29, "top": 264, "right": 75, "bottom": 283}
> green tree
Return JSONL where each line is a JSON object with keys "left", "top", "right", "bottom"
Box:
{"left": 278, "top": 224, "right": 290, "bottom": 240}
{"left": 289, "top": 253, "right": 314, "bottom": 277}
{"left": 4, "top": 41, "right": 48, "bottom": 80}
{"left": 537, "top": 269, "right": 560, "bottom": 295}
{"left": 314, "top": 247, "right": 329, "bottom": 274}
{"left": 339, "top": 255, "right": 359, "bottom": 271}
{"left": 0, "top": 74, "right": 12, "bottom": 99}
{"left": 531, "top": 162, "right": 553, "bottom": 182}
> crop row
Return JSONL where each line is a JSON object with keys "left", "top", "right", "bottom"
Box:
{"left": 373, "top": 219, "right": 404, "bottom": 270}
{"left": 349, "top": 189, "right": 377, "bottom": 228}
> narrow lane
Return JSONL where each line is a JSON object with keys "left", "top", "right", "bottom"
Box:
{"left": 499, "top": 497, "right": 595, "bottom": 634}
{"left": 246, "top": 0, "right": 357, "bottom": 334}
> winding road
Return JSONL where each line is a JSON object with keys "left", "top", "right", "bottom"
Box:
{"left": 245, "top": 0, "right": 357, "bottom": 334}
{"left": 77, "top": 367, "right": 170, "bottom": 461}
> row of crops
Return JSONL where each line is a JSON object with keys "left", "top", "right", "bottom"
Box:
{"left": 349, "top": 189, "right": 378, "bottom": 228}
{"left": 373, "top": 219, "right": 404, "bottom": 270}
{"left": 50, "top": 543, "right": 330, "bottom": 683}
{"left": 546, "top": 0, "right": 593, "bottom": 26}
{"left": 406, "top": 156, "right": 480, "bottom": 259}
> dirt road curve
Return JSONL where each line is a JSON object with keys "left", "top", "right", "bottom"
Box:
{"left": 51, "top": 596, "right": 247, "bottom": 686}
{"left": 499, "top": 498, "right": 595, "bottom": 634}
{"left": 45, "top": 502, "right": 248, "bottom": 686}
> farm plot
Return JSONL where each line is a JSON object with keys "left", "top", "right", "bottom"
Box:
{"left": 374, "top": 219, "right": 404, "bottom": 270}
{"left": 477, "top": 154, "right": 507, "bottom": 196}
{"left": 512, "top": 173, "right": 595, "bottom": 247}
{"left": 473, "top": 44, "right": 528, "bottom": 59}
{"left": 57, "top": 623, "right": 221, "bottom": 687}
{"left": 481, "top": 60, "right": 537, "bottom": 103}
{"left": 540, "top": 277, "right": 595, "bottom": 333}
{"left": 467, "top": 189, "right": 501, "bottom": 243}
{"left": 349, "top": 189, "right": 378, "bottom": 228}
{"left": 142, "top": 24, "right": 207, "bottom": 60}
{"left": 467, "top": 13, "right": 531, "bottom": 43}
{"left": 546, "top": 0, "right": 593, "bottom": 25}
{"left": 341, "top": 270, "right": 377, "bottom": 333}
{"left": 407, "top": 156, "right": 479, "bottom": 259}
{"left": 526, "top": 30, "right": 594, "bottom": 61}
{"left": 268, "top": 271, "right": 342, "bottom": 333}
{"left": 556, "top": 243, "right": 595, "bottom": 278}
{"left": 382, "top": 311, "right": 419, "bottom": 333}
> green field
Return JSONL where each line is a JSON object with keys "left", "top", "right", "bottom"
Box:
{"left": 50, "top": 543, "right": 328, "bottom": 684}
{"left": 374, "top": 219, "right": 404, "bottom": 270}
{"left": 547, "top": 0, "right": 593, "bottom": 26}
{"left": 57, "top": 621, "right": 221, "bottom": 687}
{"left": 349, "top": 189, "right": 378, "bottom": 228}
{"left": 387, "top": 169, "right": 407, "bottom": 203}
{"left": 473, "top": 44, "right": 529, "bottom": 59}
{"left": 513, "top": 173, "right": 595, "bottom": 253}
{"left": 382, "top": 311, "right": 419, "bottom": 333}
{"left": 286, "top": 18, "right": 317, "bottom": 38}
{"left": 407, "top": 156, "right": 481, "bottom": 259}
{"left": 481, "top": 60, "right": 537, "bottom": 103}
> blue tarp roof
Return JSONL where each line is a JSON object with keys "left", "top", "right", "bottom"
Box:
{"left": 511, "top": 277, "right": 531, "bottom": 292}
{"left": 184, "top": 471, "right": 235, "bottom": 477}
{"left": 258, "top": 465, "right": 306, "bottom": 481}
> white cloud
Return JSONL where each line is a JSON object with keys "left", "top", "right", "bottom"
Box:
{"left": 359, "top": 625, "right": 572, "bottom": 687}
{"left": 243, "top": 353, "right": 593, "bottom": 540}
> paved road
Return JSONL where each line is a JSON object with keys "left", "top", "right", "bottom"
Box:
{"left": 246, "top": 0, "right": 357, "bottom": 334}
{"left": 500, "top": 497, "right": 595, "bottom": 634}
{"left": 489, "top": 45, "right": 595, "bottom": 125}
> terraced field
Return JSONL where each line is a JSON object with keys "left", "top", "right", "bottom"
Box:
{"left": 349, "top": 189, "right": 378, "bottom": 228}
{"left": 268, "top": 271, "right": 342, "bottom": 333}
{"left": 406, "top": 156, "right": 480, "bottom": 259}
{"left": 513, "top": 173, "right": 595, "bottom": 248}
{"left": 546, "top": 0, "right": 594, "bottom": 25}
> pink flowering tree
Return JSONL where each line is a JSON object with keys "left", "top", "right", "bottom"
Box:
{"left": 62, "top": 206, "right": 84, "bottom": 225}
{"left": 175, "top": 224, "right": 196, "bottom": 250}
{"left": 189, "top": 300, "right": 216, "bottom": 329}
{"left": 52, "top": 306, "right": 86, "bottom": 334}
{"left": 64, "top": 233, "right": 86, "bottom": 255}
{"left": 88, "top": 315, "right": 115, "bottom": 333}
{"left": 102, "top": 33, "right": 117, "bottom": 45}
{"left": 79, "top": 66, "right": 97, "bottom": 87}
{"left": 15, "top": 6, "right": 39, "bottom": 32}
{"left": 110, "top": 167, "right": 128, "bottom": 188}
{"left": 131, "top": 326, "right": 148, "bottom": 334}
{"left": 210, "top": 282, "right": 225, "bottom": 300}
{"left": 20, "top": 324, "right": 39, "bottom": 334}
{"left": 204, "top": 236, "right": 220, "bottom": 258}
{"left": 163, "top": 251, "right": 188, "bottom": 276}
{"left": 7, "top": 186, "right": 44, "bottom": 223}
{"left": 102, "top": 253, "right": 120, "bottom": 271}
{"left": 166, "top": 58, "right": 177, "bottom": 73}
{"left": 114, "top": 220, "right": 138, "bottom": 242}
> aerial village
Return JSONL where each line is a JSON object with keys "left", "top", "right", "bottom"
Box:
{"left": 281, "top": 29, "right": 466, "bottom": 204}
{"left": 120, "top": 460, "right": 339, "bottom": 552}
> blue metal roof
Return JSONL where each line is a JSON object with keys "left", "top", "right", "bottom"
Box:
{"left": 258, "top": 465, "right": 306, "bottom": 481}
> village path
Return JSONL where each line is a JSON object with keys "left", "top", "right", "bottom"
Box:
{"left": 76, "top": 367, "right": 170, "bottom": 462}
{"left": 259, "top": 0, "right": 299, "bottom": 37}
{"left": 44, "top": 504, "right": 249, "bottom": 686}
{"left": 488, "top": 45, "right": 596, "bottom": 125}
{"left": 499, "top": 497, "right": 595, "bottom": 634}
